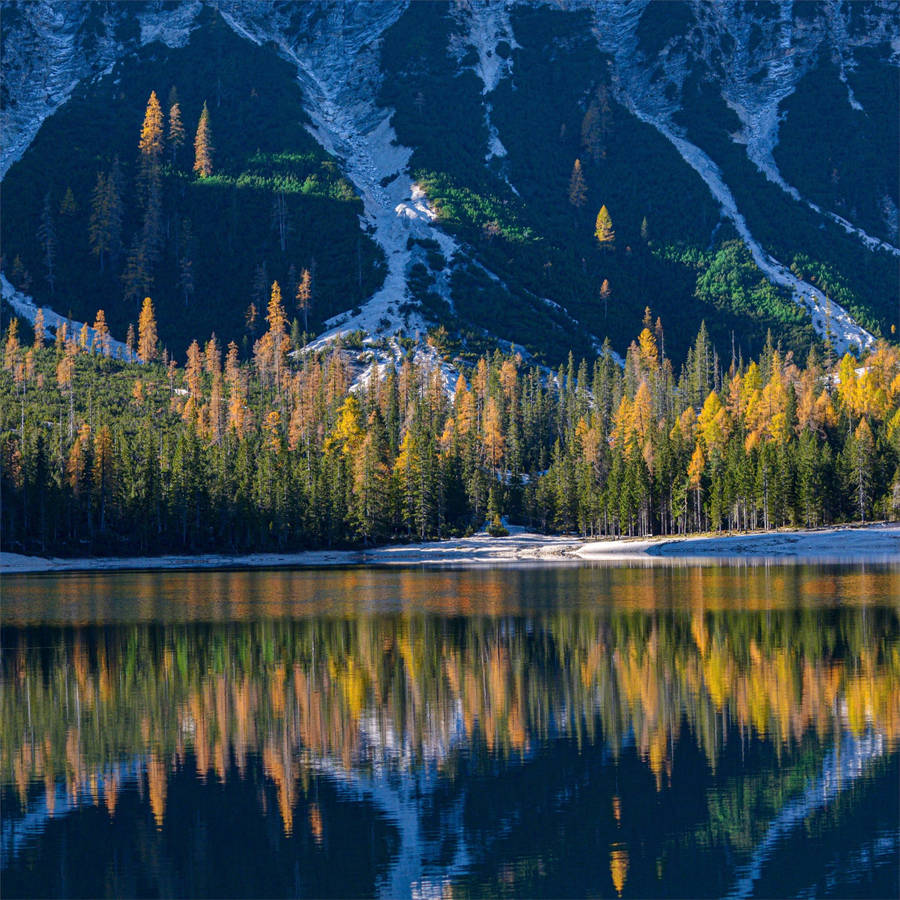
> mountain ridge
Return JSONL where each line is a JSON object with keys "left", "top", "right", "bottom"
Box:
{"left": 2, "top": 0, "right": 898, "bottom": 365}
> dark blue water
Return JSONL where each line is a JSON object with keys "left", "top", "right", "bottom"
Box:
{"left": 2, "top": 563, "right": 898, "bottom": 898}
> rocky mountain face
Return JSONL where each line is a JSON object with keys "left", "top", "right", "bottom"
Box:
{"left": 2, "top": 1, "right": 898, "bottom": 362}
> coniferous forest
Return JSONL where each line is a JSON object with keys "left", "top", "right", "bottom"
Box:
{"left": 2, "top": 290, "right": 899, "bottom": 557}
{"left": 1, "top": 22, "right": 898, "bottom": 559}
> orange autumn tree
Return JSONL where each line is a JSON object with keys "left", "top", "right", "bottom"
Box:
{"left": 193, "top": 101, "right": 213, "bottom": 178}
{"left": 138, "top": 297, "right": 158, "bottom": 361}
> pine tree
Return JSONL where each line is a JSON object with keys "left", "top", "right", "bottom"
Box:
{"left": 580, "top": 84, "right": 610, "bottom": 162}
{"left": 37, "top": 191, "right": 57, "bottom": 294}
{"left": 88, "top": 170, "right": 123, "bottom": 272}
{"left": 167, "top": 96, "right": 185, "bottom": 164}
{"left": 89, "top": 172, "right": 110, "bottom": 271}
{"left": 600, "top": 278, "right": 611, "bottom": 318}
{"left": 568, "top": 159, "right": 587, "bottom": 208}
{"left": 141, "top": 174, "right": 164, "bottom": 264}
{"left": 193, "top": 101, "right": 214, "bottom": 178}
{"left": 251, "top": 262, "right": 268, "bottom": 320}
{"left": 59, "top": 186, "right": 77, "bottom": 216}
{"left": 178, "top": 218, "right": 194, "bottom": 305}
{"left": 272, "top": 191, "right": 288, "bottom": 251}
{"left": 594, "top": 205, "right": 615, "bottom": 249}
{"left": 138, "top": 297, "right": 158, "bottom": 362}
{"left": 92, "top": 425, "right": 115, "bottom": 531}
{"left": 109, "top": 157, "right": 125, "bottom": 262}
{"left": 847, "top": 418, "right": 875, "bottom": 522}
{"left": 122, "top": 237, "right": 151, "bottom": 309}
{"left": 10, "top": 256, "right": 31, "bottom": 293}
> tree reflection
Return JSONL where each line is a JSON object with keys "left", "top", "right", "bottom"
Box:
{"left": 3, "top": 602, "right": 898, "bottom": 838}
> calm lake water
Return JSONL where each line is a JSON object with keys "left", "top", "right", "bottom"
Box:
{"left": 2, "top": 563, "right": 899, "bottom": 898}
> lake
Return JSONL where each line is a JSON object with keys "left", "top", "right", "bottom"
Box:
{"left": 2, "top": 563, "right": 898, "bottom": 898}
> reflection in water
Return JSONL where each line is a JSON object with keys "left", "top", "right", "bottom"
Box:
{"left": 2, "top": 565, "right": 899, "bottom": 898}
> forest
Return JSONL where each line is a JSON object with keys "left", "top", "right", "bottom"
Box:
{"left": 2, "top": 282, "right": 899, "bottom": 556}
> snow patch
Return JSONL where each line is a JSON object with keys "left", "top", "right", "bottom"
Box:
{"left": 453, "top": 1, "right": 518, "bottom": 162}
{"left": 216, "top": 2, "right": 460, "bottom": 344}
{"left": 587, "top": 1, "right": 879, "bottom": 354}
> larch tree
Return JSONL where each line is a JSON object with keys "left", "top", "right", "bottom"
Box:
{"left": 295, "top": 268, "right": 312, "bottom": 332}
{"left": 92, "top": 310, "right": 111, "bottom": 356}
{"left": 32, "top": 310, "right": 45, "bottom": 349}
{"left": 483, "top": 397, "right": 505, "bottom": 472}
{"left": 138, "top": 297, "right": 158, "bottom": 362}
{"left": 135, "top": 92, "right": 165, "bottom": 280}
{"left": 4, "top": 319, "right": 20, "bottom": 371}
{"left": 138, "top": 91, "right": 165, "bottom": 187}
{"left": 193, "top": 101, "right": 214, "bottom": 178}
{"left": 594, "top": 205, "right": 615, "bottom": 249}
{"left": 687, "top": 442, "right": 705, "bottom": 530}
{"left": 568, "top": 159, "right": 587, "bottom": 208}
{"left": 266, "top": 281, "right": 287, "bottom": 388}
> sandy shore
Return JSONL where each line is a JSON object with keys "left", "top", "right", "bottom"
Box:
{"left": 1, "top": 525, "right": 897, "bottom": 574}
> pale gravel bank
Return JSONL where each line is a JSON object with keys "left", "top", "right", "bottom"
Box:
{"left": 578, "top": 524, "right": 900, "bottom": 562}
{"left": 1, "top": 525, "right": 897, "bottom": 575}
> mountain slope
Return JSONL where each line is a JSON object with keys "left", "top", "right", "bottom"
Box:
{"left": 1, "top": 0, "right": 897, "bottom": 365}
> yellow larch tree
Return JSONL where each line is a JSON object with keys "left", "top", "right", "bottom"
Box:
{"left": 139, "top": 91, "right": 164, "bottom": 163}
{"left": 92, "top": 310, "right": 110, "bottom": 356}
{"left": 482, "top": 396, "right": 505, "bottom": 470}
{"left": 697, "top": 390, "right": 729, "bottom": 454}
{"left": 193, "top": 101, "right": 213, "bottom": 178}
{"left": 138, "top": 297, "right": 158, "bottom": 361}
{"left": 138, "top": 91, "right": 164, "bottom": 198}
{"left": 4, "top": 319, "right": 19, "bottom": 371}
{"left": 594, "top": 204, "right": 615, "bottom": 248}
{"left": 33, "top": 309, "right": 45, "bottom": 349}
{"left": 266, "top": 281, "right": 287, "bottom": 388}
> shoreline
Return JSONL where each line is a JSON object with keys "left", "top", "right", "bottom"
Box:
{"left": 2, "top": 524, "right": 898, "bottom": 575}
